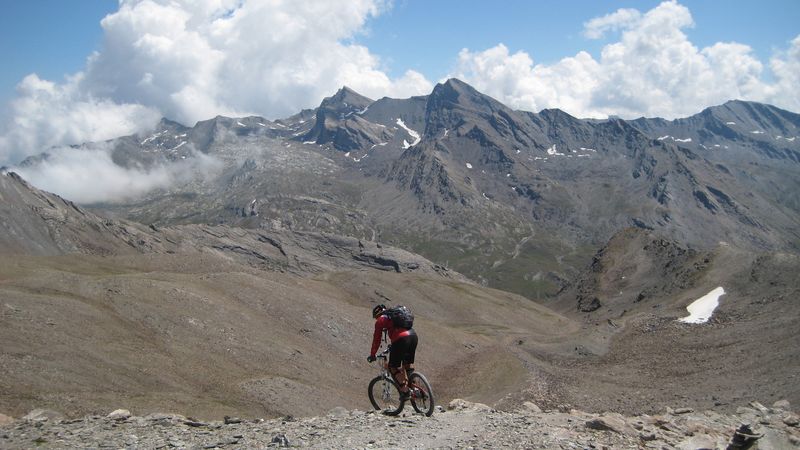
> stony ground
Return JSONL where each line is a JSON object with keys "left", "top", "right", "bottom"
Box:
{"left": 2, "top": 399, "right": 798, "bottom": 449}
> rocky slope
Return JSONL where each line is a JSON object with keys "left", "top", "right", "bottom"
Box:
{"left": 3, "top": 171, "right": 798, "bottom": 423}
{"left": 1, "top": 399, "right": 798, "bottom": 449}
{"left": 0, "top": 171, "right": 577, "bottom": 420}
{"left": 0, "top": 171, "right": 456, "bottom": 278}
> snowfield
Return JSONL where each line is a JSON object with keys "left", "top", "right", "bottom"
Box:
{"left": 678, "top": 287, "right": 725, "bottom": 324}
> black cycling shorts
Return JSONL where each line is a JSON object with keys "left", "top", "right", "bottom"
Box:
{"left": 389, "top": 330, "right": 418, "bottom": 368}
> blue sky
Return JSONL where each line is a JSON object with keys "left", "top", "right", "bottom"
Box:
{"left": 360, "top": 1, "right": 799, "bottom": 77}
{"left": 1, "top": 0, "right": 798, "bottom": 166}
{"left": 2, "top": 0, "right": 797, "bottom": 106}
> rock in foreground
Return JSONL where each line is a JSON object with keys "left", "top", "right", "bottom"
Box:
{"left": 1, "top": 400, "right": 798, "bottom": 449}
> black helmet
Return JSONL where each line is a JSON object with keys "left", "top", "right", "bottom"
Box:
{"left": 372, "top": 304, "right": 386, "bottom": 318}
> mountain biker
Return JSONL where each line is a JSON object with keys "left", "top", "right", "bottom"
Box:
{"left": 367, "top": 304, "right": 418, "bottom": 400}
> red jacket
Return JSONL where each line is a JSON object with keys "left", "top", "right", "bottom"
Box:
{"left": 370, "top": 314, "right": 412, "bottom": 357}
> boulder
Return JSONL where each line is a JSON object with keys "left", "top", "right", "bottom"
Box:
{"left": 584, "top": 413, "right": 635, "bottom": 435}
{"left": 522, "top": 402, "right": 542, "bottom": 413}
{"left": 107, "top": 409, "right": 131, "bottom": 421}
{"left": 783, "top": 414, "right": 799, "bottom": 427}
{"left": 772, "top": 399, "right": 791, "bottom": 411}
{"left": 22, "top": 409, "right": 64, "bottom": 423}
{"left": 448, "top": 399, "right": 492, "bottom": 411}
{"left": 676, "top": 434, "right": 719, "bottom": 449}
{"left": 328, "top": 407, "right": 349, "bottom": 417}
{"left": 271, "top": 433, "right": 290, "bottom": 447}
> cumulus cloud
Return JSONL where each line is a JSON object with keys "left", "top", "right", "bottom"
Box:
{"left": 13, "top": 143, "right": 221, "bottom": 204}
{"left": 454, "top": 1, "right": 800, "bottom": 119}
{"left": 0, "top": 0, "right": 433, "bottom": 166}
{"left": 767, "top": 35, "right": 800, "bottom": 107}
{"left": 0, "top": 73, "right": 161, "bottom": 167}
{"left": 582, "top": 8, "right": 641, "bottom": 40}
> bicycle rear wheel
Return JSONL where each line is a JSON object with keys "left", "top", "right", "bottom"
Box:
{"left": 409, "top": 372, "right": 435, "bottom": 416}
{"left": 368, "top": 375, "right": 405, "bottom": 416}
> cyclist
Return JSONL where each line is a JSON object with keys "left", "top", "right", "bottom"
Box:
{"left": 367, "top": 304, "right": 418, "bottom": 400}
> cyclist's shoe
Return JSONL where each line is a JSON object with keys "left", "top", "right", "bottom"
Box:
{"left": 399, "top": 390, "right": 411, "bottom": 402}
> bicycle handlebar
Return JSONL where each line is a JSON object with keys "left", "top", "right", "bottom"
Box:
{"left": 371, "top": 346, "right": 391, "bottom": 362}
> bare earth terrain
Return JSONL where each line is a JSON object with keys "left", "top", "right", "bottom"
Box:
{"left": 1, "top": 169, "right": 798, "bottom": 448}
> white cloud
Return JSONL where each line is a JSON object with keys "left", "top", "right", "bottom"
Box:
{"left": 583, "top": 8, "right": 641, "bottom": 40}
{"left": 0, "top": 0, "right": 432, "bottom": 166}
{"left": 766, "top": 35, "right": 800, "bottom": 109}
{"left": 13, "top": 143, "right": 222, "bottom": 204}
{"left": 0, "top": 73, "right": 161, "bottom": 167}
{"left": 454, "top": 1, "right": 800, "bottom": 119}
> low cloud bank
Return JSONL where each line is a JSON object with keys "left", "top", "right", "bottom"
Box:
{"left": 13, "top": 144, "right": 221, "bottom": 204}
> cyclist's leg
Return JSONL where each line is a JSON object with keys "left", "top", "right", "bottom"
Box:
{"left": 403, "top": 331, "right": 418, "bottom": 386}
{"left": 389, "top": 337, "right": 410, "bottom": 394}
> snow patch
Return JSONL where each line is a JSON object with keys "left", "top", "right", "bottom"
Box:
{"left": 303, "top": 140, "right": 316, "bottom": 145}
{"left": 402, "top": 140, "right": 411, "bottom": 149}
{"left": 787, "top": 137, "right": 796, "bottom": 142}
{"left": 396, "top": 118, "right": 421, "bottom": 147}
{"left": 140, "top": 131, "right": 166, "bottom": 145}
{"left": 678, "top": 287, "right": 725, "bottom": 324}
{"left": 257, "top": 122, "right": 267, "bottom": 127}
{"left": 546, "top": 145, "right": 565, "bottom": 156}
{"left": 466, "top": 163, "right": 473, "bottom": 169}
{"left": 170, "top": 141, "right": 186, "bottom": 151}
{"left": 658, "top": 136, "right": 691, "bottom": 143}
{"left": 751, "top": 130, "right": 764, "bottom": 134}
{"left": 237, "top": 121, "right": 246, "bottom": 127}
{"left": 725, "top": 122, "right": 736, "bottom": 125}
{"left": 443, "top": 129, "right": 449, "bottom": 137}
{"left": 579, "top": 147, "right": 597, "bottom": 152}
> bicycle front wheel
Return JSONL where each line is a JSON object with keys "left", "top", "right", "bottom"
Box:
{"left": 409, "top": 372, "right": 435, "bottom": 416}
{"left": 368, "top": 375, "right": 405, "bottom": 416}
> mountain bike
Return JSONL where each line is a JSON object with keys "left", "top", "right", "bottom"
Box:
{"left": 367, "top": 346, "right": 435, "bottom": 416}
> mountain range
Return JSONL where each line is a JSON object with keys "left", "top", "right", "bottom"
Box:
{"left": 28, "top": 77, "right": 797, "bottom": 299}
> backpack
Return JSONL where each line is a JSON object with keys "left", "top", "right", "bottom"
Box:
{"left": 384, "top": 305, "right": 414, "bottom": 329}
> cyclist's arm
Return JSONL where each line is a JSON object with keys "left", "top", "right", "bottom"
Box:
{"left": 370, "top": 315, "right": 390, "bottom": 356}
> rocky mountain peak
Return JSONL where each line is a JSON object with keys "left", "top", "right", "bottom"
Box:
{"left": 302, "top": 86, "right": 384, "bottom": 151}
{"left": 427, "top": 78, "right": 504, "bottom": 115}
{"left": 321, "top": 86, "right": 373, "bottom": 112}
{"left": 157, "top": 117, "right": 189, "bottom": 130}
